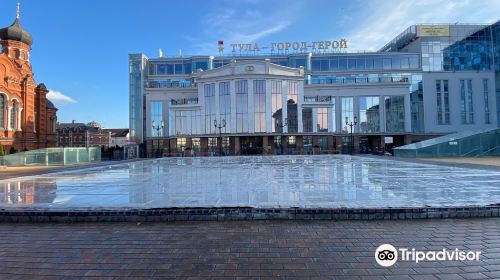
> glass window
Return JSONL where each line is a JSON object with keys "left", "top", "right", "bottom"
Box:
{"left": 150, "top": 101, "right": 163, "bottom": 136}
{"left": 365, "top": 56, "right": 374, "bottom": 70}
{"left": 236, "top": 80, "right": 248, "bottom": 133}
{"left": 166, "top": 64, "right": 174, "bottom": 74}
{"left": 219, "top": 81, "right": 231, "bottom": 133}
{"left": 347, "top": 57, "right": 357, "bottom": 70}
{"left": 385, "top": 96, "right": 405, "bottom": 132}
{"left": 177, "top": 137, "right": 186, "bottom": 154}
{"left": 10, "top": 99, "right": 18, "bottom": 129}
{"left": 383, "top": 58, "right": 392, "bottom": 69}
{"left": 253, "top": 80, "right": 266, "bottom": 132}
{"left": 329, "top": 57, "right": 339, "bottom": 71}
{"left": 483, "top": 79, "right": 490, "bottom": 124}
{"left": 341, "top": 97, "right": 353, "bottom": 134}
{"left": 291, "top": 58, "right": 306, "bottom": 68}
{"left": 204, "top": 83, "right": 216, "bottom": 133}
{"left": 359, "top": 96, "right": 380, "bottom": 133}
{"left": 194, "top": 61, "right": 208, "bottom": 71}
{"left": 311, "top": 59, "right": 321, "bottom": 71}
{"left": 460, "top": 79, "right": 474, "bottom": 124}
{"left": 272, "top": 80, "right": 283, "bottom": 133}
{"left": 317, "top": 108, "right": 328, "bottom": 132}
{"left": 184, "top": 63, "right": 192, "bottom": 74}
{"left": 157, "top": 64, "right": 166, "bottom": 75}
{"left": 302, "top": 108, "right": 312, "bottom": 133}
{"left": 373, "top": 57, "right": 383, "bottom": 69}
{"left": 338, "top": 57, "right": 347, "bottom": 70}
{"left": 174, "top": 64, "right": 183, "bottom": 74}
{"left": 287, "top": 81, "right": 298, "bottom": 133}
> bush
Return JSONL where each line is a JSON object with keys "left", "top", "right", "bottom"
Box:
{"left": 0, "top": 143, "right": 4, "bottom": 156}
{"left": 9, "top": 147, "right": 17, "bottom": 154}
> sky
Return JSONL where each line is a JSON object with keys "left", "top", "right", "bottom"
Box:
{"left": 0, "top": 0, "right": 499, "bottom": 128}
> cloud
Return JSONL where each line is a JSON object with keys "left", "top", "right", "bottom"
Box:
{"left": 188, "top": 3, "right": 300, "bottom": 54}
{"left": 47, "top": 89, "right": 77, "bottom": 104}
{"left": 345, "top": 0, "right": 500, "bottom": 51}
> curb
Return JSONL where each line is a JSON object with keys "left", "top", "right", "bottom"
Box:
{"left": 1, "top": 206, "right": 499, "bottom": 223}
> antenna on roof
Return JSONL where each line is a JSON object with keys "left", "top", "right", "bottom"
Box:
{"left": 16, "top": 3, "right": 20, "bottom": 19}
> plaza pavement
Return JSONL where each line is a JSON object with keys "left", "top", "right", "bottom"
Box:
{"left": 1, "top": 218, "right": 500, "bottom": 279}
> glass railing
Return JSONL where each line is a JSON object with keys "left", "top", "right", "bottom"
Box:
{"left": 0, "top": 147, "right": 101, "bottom": 166}
{"left": 145, "top": 79, "right": 193, "bottom": 89}
{"left": 171, "top": 98, "right": 199, "bottom": 105}
{"left": 394, "top": 128, "right": 500, "bottom": 157}
{"left": 303, "top": 96, "right": 333, "bottom": 103}
{"left": 308, "top": 75, "right": 410, "bottom": 85}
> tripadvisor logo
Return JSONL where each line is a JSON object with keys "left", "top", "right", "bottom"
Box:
{"left": 375, "top": 244, "right": 481, "bottom": 267}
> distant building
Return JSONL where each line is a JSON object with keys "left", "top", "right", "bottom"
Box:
{"left": 103, "top": 128, "right": 129, "bottom": 147}
{"left": 0, "top": 5, "right": 58, "bottom": 152}
{"left": 56, "top": 121, "right": 109, "bottom": 148}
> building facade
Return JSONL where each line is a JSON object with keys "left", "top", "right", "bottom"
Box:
{"left": 0, "top": 7, "right": 58, "bottom": 153}
{"left": 129, "top": 22, "right": 499, "bottom": 157}
{"left": 56, "top": 121, "right": 110, "bottom": 148}
{"left": 103, "top": 128, "right": 129, "bottom": 148}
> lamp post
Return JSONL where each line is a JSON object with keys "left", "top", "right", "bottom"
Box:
{"left": 152, "top": 120, "right": 165, "bottom": 158}
{"left": 275, "top": 118, "right": 287, "bottom": 155}
{"left": 214, "top": 119, "right": 226, "bottom": 156}
{"left": 345, "top": 116, "right": 357, "bottom": 155}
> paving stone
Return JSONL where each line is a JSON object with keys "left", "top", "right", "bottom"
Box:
{"left": 0, "top": 219, "right": 499, "bottom": 278}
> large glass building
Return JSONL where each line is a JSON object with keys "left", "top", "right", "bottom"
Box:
{"left": 129, "top": 22, "right": 499, "bottom": 157}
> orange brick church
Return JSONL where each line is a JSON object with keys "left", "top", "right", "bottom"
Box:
{"left": 0, "top": 5, "right": 57, "bottom": 153}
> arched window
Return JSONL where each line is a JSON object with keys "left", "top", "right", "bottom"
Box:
{"left": 10, "top": 100, "right": 18, "bottom": 129}
{"left": 0, "top": 95, "right": 5, "bottom": 128}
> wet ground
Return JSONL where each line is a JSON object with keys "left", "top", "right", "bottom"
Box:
{"left": 0, "top": 155, "right": 499, "bottom": 209}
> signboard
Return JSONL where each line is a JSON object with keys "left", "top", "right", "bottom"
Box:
{"left": 217, "top": 39, "right": 348, "bottom": 55}
{"left": 417, "top": 25, "right": 449, "bottom": 37}
{"left": 384, "top": 137, "right": 394, "bottom": 144}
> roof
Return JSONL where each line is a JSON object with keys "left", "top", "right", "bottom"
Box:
{"left": 0, "top": 18, "right": 32, "bottom": 46}
{"left": 103, "top": 129, "right": 129, "bottom": 137}
{"left": 46, "top": 100, "right": 56, "bottom": 109}
{"left": 57, "top": 122, "right": 102, "bottom": 132}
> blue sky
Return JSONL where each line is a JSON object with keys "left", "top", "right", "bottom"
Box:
{"left": 0, "top": 0, "right": 499, "bottom": 128}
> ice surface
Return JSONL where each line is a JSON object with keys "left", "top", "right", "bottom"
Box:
{"left": 1, "top": 155, "right": 500, "bottom": 209}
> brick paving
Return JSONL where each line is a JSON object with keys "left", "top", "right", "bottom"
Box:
{"left": 0, "top": 219, "right": 500, "bottom": 279}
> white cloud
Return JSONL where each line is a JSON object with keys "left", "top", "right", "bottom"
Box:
{"left": 188, "top": 4, "right": 299, "bottom": 54}
{"left": 47, "top": 89, "right": 77, "bottom": 104}
{"left": 346, "top": 0, "right": 500, "bottom": 51}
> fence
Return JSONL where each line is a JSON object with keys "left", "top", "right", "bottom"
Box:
{"left": 0, "top": 147, "right": 101, "bottom": 166}
{"left": 394, "top": 128, "right": 500, "bottom": 158}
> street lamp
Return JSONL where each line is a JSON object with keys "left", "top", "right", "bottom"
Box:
{"left": 345, "top": 116, "right": 358, "bottom": 155}
{"left": 275, "top": 118, "right": 287, "bottom": 155}
{"left": 214, "top": 119, "right": 226, "bottom": 156}
{"left": 152, "top": 120, "right": 165, "bottom": 158}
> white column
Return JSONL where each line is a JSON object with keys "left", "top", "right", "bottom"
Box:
{"left": 230, "top": 80, "right": 236, "bottom": 133}
{"left": 247, "top": 79, "right": 254, "bottom": 133}
{"left": 297, "top": 80, "right": 304, "bottom": 133}
{"left": 265, "top": 79, "right": 272, "bottom": 133}
{"left": 282, "top": 81, "right": 288, "bottom": 133}
{"left": 214, "top": 81, "right": 220, "bottom": 121}
{"left": 404, "top": 94, "right": 411, "bottom": 132}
